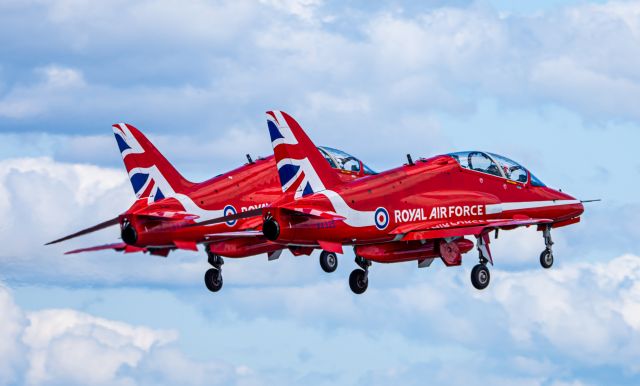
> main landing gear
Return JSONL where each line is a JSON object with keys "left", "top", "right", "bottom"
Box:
{"left": 540, "top": 225, "right": 554, "bottom": 269}
{"left": 319, "top": 250, "right": 338, "bottom": 273}
{"left": 349, "top": 256, "right": 371, "bottom": 295}
{"left": 204, "top": 249, "right": 224, "bottom": 292}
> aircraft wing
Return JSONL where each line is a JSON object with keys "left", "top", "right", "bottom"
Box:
{"left": 396, "top": 217, "right": 553, "bottom": 241}
{"left": 64, "top": 242, "right": 175, "bottom": 257}
{"left": 203, "top": 230, "right": 264, "bottom": 238}
{"left": 46, "top": 217, "right": 120, "bottom": 245}
{"left": 64, "top": 242, "right": 141, "bottom": 255}
{"left": 45, "top": 210, "right": 199, "bottom": 246}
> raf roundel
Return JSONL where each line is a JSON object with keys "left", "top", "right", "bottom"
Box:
{"left": 374, "top": 207, "right": 389, "bottom": 230}
{"left": 223, "top": 205, "right": 237, "bottom": 226}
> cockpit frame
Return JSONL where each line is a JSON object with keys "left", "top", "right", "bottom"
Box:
{"left": 448, "top": 151, "right": 545, "bottom": 187}
{"left": 318, "top": 146, "right": 376, "bottom": 177}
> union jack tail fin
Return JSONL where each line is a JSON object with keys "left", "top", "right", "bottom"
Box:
{"left": 112, "top": 123, "right": 193, "bottom": 203}
{"left": 266, "top": 111, "right": 343, "bottom": 199}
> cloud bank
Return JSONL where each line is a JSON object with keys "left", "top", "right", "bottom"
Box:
{"left": 2, "top": 253, "right": 640, "bottom": 385}
{"left": 0, "top": 282, "right": 265, "bottom": 386}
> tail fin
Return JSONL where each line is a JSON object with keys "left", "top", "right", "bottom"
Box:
{"left": 112, "top": 123, "right": 193, "bottom": 203}
{"left": 266, "top": 111, "right": 342, "bottom": 199}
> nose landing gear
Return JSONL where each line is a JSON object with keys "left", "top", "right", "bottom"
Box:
{"left": 471, "top": 233, "right": 492, "bottom": 290}
{"left": 540, "top": 225, "right": 554, "bottom": 269}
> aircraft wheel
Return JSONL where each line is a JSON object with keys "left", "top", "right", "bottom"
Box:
{"left": 540, "top": 249, "right": 554, "bottom": 269}
{"left": 349, "top": 269, "right": 368, "bottom": 295}
{"left": 470, "top": 264, "right": 490, "bottom": 290}
{"left": 319, "top": 251, "right": 338, "bottom": 273}
{"left": 204, "top": 268, "right": 223, "bottom": 292}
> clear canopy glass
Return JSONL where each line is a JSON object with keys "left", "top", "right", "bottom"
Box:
{"left": 318, "top": 146, "right": 376, "bottom": 175}
{"left": 448, "top": 151, "right": 545, "bottom": 186}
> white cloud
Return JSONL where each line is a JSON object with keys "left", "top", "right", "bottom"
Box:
{"left": 490, "top": 254, "right": 640, "bottom": 370}
{"left": 3, "top": 0, "right": 640, "bottom": 127}
{"left": 0, "top": 65, "right": 86, "bottom": 119}
{"left": 0, "top": 282, "right": 259, "bottom": 386}
{"left": 306, "top": 92, "right": 371, "bottom": 114}
{"left": 259, "top": 0, "right": 324, "bottom": 22}
{"left": 23, "top": 309, "right": 176, "bottom": 386}
{"left": 0, "top": 284, "right": 26, "bottom": 385}
{"left": 208, "top": 254, "right": 640, "bottom": 378}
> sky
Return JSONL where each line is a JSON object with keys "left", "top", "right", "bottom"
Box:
{"left": 0, "top": 0, "right": 639, "bottom": 385}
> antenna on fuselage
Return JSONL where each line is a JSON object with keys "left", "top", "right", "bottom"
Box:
{"left": 246, "top": 154, "right": 254, "bottom": 164}
{"left": 406, "top": 154, "right": 414, "bottom": 166}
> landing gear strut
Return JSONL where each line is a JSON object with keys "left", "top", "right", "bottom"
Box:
{"left": 471, "top": 234, "right": 491, "bottom": 290}
{"left": 319, "top": 250, "right": 338, "bottom": 273}
{"left": 540, "top": 225, "right": 554, "bottom": 269}
{"left": 349, "top": 256, "right": 371, "bottom": 295}
{"left": 204, "top": 249, "right": 224, "bottom": 292}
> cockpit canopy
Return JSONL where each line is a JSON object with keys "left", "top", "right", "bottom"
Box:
{"left": 448, "top": 151, "right": 545, "bottom": 186}
{"left": 318, "top": 146, "right": 376, "bottom": 175}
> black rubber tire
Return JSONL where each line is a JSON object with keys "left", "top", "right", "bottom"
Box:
{"left": 470, "top": 264, "right": 490, "bottom": 290}
{"left": 319, "top": 251, "right": 338, "bottom": 273}
{"left": 204, "top": 268, "right": 223, "bottom": 292}
{"left": 349, "top": 269, "right": 368, "bottom": 294}
{"left": 540, "top": 249, "right": 554, "bottom": 269}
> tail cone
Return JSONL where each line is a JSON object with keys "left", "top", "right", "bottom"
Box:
{"left": 121, "top": 224, "right": 138, "bottom": 245}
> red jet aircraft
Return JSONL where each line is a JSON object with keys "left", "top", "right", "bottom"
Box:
{"left": 231, "top": 111, "right": 586, "bottom": 294}
{"left": 46, "top": 123, "right": 375, "bottom": 292}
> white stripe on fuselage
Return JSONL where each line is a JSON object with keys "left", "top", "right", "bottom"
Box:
{"left": 485, "top": 200, "right": 580, "bottom": 215}
{"left": 317, "top": 190, "right": 375, "bottom": 227}
{"left": 313, "top": 196, "right": 579, "bottom": 229}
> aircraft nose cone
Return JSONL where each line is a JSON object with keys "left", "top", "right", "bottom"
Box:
{"left": 563, "top": 194, "right": 584, "bottom": 219}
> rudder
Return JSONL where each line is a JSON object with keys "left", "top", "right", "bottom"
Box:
{"left": 266, "top": 111, "right": 342, "bottom": 199}
{"left": 112, "top": 123, "right": 193, "bottom": 203}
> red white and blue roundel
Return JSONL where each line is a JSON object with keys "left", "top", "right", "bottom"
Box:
{"left": 224, "top": 205, "right": 237, "bottom": 226}
{"left": 374, "top": 207, "right": 389, "bottom": 230}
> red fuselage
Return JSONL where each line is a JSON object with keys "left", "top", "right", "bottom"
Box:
{"left": 265, "top": 154, "right": 584, "bottom": 263}
{"left": 121, "top": 155, "right": 364, "bottom": 256}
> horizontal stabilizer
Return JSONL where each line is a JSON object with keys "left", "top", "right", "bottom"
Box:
{"left": 66, "top": 243, "right": 173, "bottom": 256}
{"left": 64, "top": 242, "right": 128, "bottom": 255}
{"left": 46, "top": 217, "right": 120, "bottom": 245}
